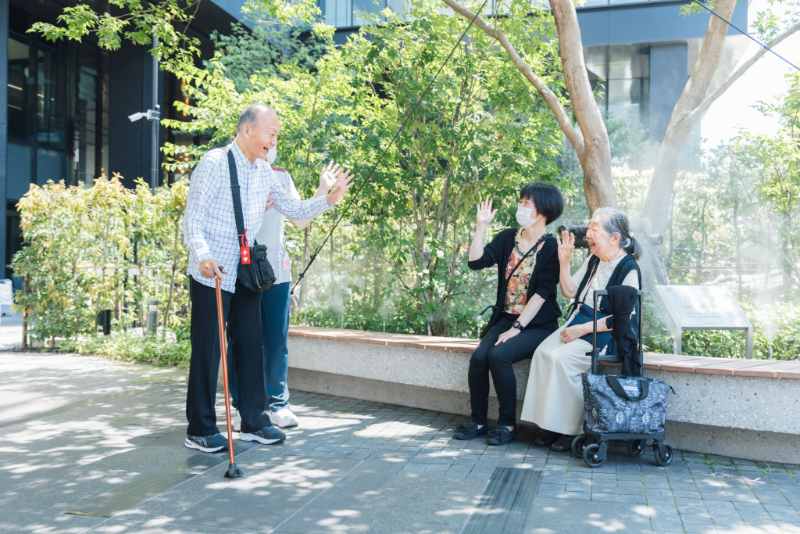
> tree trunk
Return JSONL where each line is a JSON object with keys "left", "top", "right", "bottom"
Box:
{"left": 22, "top": 275, "right": 30, "bottom": 349}
{"left": 549, "top": 0, "right": 615, "bottom": 213}
{"left": 732, "top": 192, "right": 742, "bottom": 295}
{"left": 163, "top": 219, "right": 180, "bottom": 340}
{"left": 440, "top": 0, "right": 616, "bottom": 212}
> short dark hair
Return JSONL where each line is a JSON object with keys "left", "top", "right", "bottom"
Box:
{"left": 519, "top": 182, "right": 564, "bottom": 225}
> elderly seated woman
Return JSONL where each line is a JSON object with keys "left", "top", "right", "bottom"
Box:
{"left": 520, "top": 207, "right": 642, "bottom": 452}
{"left": 453, "top": 183, "right": 564, "bottom": 446}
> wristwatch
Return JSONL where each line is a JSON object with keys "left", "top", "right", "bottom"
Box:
{"left": 512, "top": 321, "right": 523, "bottom": 330}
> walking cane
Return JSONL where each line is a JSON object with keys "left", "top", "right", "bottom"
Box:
{"left": 216, "top": 273, "right": 242, "bottom": 478}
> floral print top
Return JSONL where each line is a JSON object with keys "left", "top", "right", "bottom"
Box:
{"left": 503, "top": 229, "right": 544, "bottom": 315}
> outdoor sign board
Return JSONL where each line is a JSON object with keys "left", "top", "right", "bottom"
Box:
{"left": 655, "top": 285, "right": 753, "bottom": 359}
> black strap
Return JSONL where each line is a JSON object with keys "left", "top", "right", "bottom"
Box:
{"left": 478, "top": 305, "right": 495, "bottom": 317}
{"left": 478, "top": 235, "right": 546, "bottom": 327}
{"left": 226, "top": 148, "right": 246, "bottom": 240}
{"left": 565, "top": 257, "right": 599, "bottom": 319}
{"left": 606, "top": 376, "right": 649, "bottom": 402}
{"left": 505, "top": 233, "right": 547, "bottom": 285}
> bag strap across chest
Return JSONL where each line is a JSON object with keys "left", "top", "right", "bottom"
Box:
{"left": 226, "top": 149, "right": 246, "bottom": 239}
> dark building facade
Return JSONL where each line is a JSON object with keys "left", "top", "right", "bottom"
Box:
{"left": 0, "top": 0, "right": 245, "bottom": 278}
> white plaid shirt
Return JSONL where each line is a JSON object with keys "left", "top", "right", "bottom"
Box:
{"left": 183, "top": 141, "right": 330, "bottom": 292}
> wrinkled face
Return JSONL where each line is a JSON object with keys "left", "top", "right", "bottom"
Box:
{"left": 586, "top": 214, "right": 619, "bottom": 258}
{"left": 518, "top": 196, "right": 539, "bottom": 218}
{"left": 240, "top": 112, "right": 280, "bottom": 161}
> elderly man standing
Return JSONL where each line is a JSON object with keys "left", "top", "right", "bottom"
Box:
{"left": 182, "top": 104, "right": 353, "bottom": 452}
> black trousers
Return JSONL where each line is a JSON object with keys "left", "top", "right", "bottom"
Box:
{"left": 469, "top": 313, "right": 556, "bottom": 427}
{"left": 186, "top": 276, "right": 273, "bottom": 436}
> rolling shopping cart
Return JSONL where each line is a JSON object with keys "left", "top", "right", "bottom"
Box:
{"left": 571, "top": 289, "right": 675, "bottom": 468}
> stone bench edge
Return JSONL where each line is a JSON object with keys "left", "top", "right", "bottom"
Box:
{"left": 288, "top": 325, "right": 800, "bottom": 380}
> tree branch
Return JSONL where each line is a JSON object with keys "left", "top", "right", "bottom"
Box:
{"left": 686, "top": 22, "right": 800, "bottom": 125}
{"left": 439, "top": 0, "right": 585, "bottom": 158}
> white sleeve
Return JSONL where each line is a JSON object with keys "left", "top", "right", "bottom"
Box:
{"left": 182, "top": 151, "right": 221, "bottom": 264}
{"left": 621, "top": 270, "right": 640, "bottom": 290}
{"left": 571, "top": 256, "right": 590, "bottom": 286}
{"left": 269, "top": 168, "right": 328, "bottom": 219}
{"left": 286, "top": 172, "right": 301, "bottom": 201}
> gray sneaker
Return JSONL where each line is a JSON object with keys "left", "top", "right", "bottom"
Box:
{"left": 239, "top": 425, "right": 286, "bottom": 445}
{"left": 185, "top": 433, "right": 228, "bottom": 453}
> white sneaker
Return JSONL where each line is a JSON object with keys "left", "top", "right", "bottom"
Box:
{"left": 270, "top": 408, "right": 299, "bottom": 428}
{"left": 232, "top": 410, "right": 241, "bottom": 432}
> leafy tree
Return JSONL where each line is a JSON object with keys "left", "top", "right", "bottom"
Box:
{"left": 161, "top": 0, "right": 566, "bottom": 335}
{"left": 642, "top": 0, "right": 800, "bottom": 237}
{"left": 209, "top": 7, "right": 331, "bottom": 92}
{"left": 13, "top": 177, "right": 191, "bottom": 345}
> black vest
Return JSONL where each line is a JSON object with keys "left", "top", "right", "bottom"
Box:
{"left": 569, "top": 254, "right": 642, "bottom": 352}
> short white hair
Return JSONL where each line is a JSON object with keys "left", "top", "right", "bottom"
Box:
{"left": 237, "top": 103, "right": 277, "bottom": 132}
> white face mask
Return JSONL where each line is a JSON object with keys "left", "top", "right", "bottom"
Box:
{"left": 515, "top": 205, "right": 541, "bottom": 228}
{"left": 266, "top": 146, "right": 277, "bottom": 165}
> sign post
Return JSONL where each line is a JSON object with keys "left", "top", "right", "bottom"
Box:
{"left": 655, "top": 285, "right": 753, "bottom": 359}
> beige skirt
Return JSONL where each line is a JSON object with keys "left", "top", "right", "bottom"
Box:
{"left": 519, "top": 324, "right": 593, "bottom": 436}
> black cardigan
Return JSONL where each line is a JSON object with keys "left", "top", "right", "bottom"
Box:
{"left": 468, "top": 228, "right": 562, "bottom": 338}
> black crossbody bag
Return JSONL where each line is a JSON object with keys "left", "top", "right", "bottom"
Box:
{"left": 226, "top": 149, "right": 277, "bottom": 293}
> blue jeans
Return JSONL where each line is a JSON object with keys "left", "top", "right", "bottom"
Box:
{"left": 227, "top": 281, "right": 291, "bottom": 412}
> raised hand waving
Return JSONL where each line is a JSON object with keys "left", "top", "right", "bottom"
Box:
{"left": 476, "top": 199, "right": 498, "bottom": 227}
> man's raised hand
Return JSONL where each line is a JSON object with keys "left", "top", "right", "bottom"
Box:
{"left": 325, "top": 168, "right": 354, "bottom": 206}
{"left": 319, "top": 161, "right": 340, "bottom": 191}
{"left": 476, "top": 200, "right": 498, "bottom": 227}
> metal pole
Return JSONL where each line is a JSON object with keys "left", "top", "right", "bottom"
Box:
{"left": 150, "top": 38, "right": 159, "bottom": 192}
{"left": 746, "top": 327, "right": 754, "bottom": 360}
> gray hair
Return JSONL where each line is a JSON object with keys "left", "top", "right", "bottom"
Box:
{"left": 236, "top": 103, "right": 277, "bottom": 133}
{"left": 593, "top": 207, "right": 642, "bottom": 260}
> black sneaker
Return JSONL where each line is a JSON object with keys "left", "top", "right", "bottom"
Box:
{"left": 185, "top": 433, "right": 228, "bottom": 453}
{"left": 487, "top": 426, "right": 518, "bottom": 446}
{"left": 453, "top": 422, "right": 489, "bottom": 440}
{"left": 239, "top": 425, "right": 286, "bottom": 445}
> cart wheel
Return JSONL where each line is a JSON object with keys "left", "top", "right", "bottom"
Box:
{"left": 628, "top": 439, "right": 646, "bottom": 459}
{"left": 583, "top": 443, "right": 606, "bottom": 468}
{"left": 572, "top": 435, "right": 587, "bottom": 458}
{"left": 653, "top": 442, "right": 673, "bottom": 467}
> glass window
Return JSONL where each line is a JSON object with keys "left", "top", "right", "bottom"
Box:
{"left": 353, "top": 0, "right": 386, "bottom": 26}
{"left": 36, "top": 148, "right": 64, "bottom": 186}
{"left": 324, "top": 0, "right": 353, "bottom": 28}
{"left": 7, "top": 34, "right": 33, "bottom": 141}
{"left": 6, "top": 142, "right": 33, "bottom": 201}
{"left": 75, "top": 44, "right": 98, "bottom": 185}
{"left": 100, "top": 51, "right": 110, "bottom": 180}
{"left": 36, "top": 41, "right": 67, "bottom": 149}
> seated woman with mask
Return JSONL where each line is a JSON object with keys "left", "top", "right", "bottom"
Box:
{"left": 453, "top": 183, "right": 563, "bottom": 446}
{"left": 520, "top": 207, "right": 642, "bottom": 452}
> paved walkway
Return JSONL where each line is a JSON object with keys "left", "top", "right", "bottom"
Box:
{"left": 1, "top": 352, "right": 799, "bottom": 534}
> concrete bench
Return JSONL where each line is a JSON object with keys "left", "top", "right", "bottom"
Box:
{"left": 286, "top": 325, "right": 800, "bottom": 464}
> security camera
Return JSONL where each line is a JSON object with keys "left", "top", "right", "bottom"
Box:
{"left": 128, "top": 112, "right": 146, "bottom": 122}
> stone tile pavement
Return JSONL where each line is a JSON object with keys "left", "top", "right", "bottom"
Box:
{"left": 288, "top": 393, "right": 800, "bottom": 533}
{"left": 1, "top": 351, "right": 799, "bottom": 534}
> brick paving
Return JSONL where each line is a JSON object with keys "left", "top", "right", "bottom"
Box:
{"left": 2, "top": 352, "right": 799, "bottom": 534}
{"left": 286, "top": 391, "right": 800, "bottom": 533}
